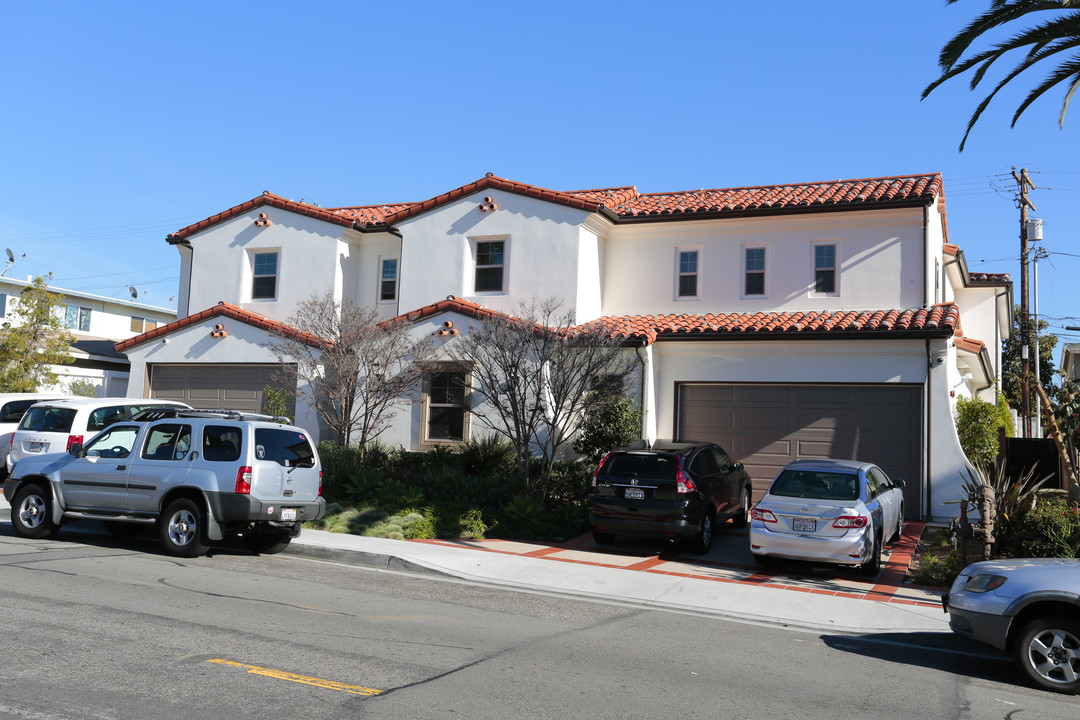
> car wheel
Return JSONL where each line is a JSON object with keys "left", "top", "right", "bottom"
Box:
{"left": 11, "top": 483, "right": 60, "bottom": 539}
{"left": 889, "top": 504, "right": 904, "bottom": 543}
{"left": 688, "top": 511, "right": 714, "bottom": 554}
{"left": 243, "top": 532, "right": 292, "bottom": 555}
{"left": 1014, "top": 615, "right": 1080, "bottom": 694}
{"left": 159, "top": 498, "right": 209, "bottom": 558}
{"left": 592, "top": 529, "right": 615, "bottom": 545}
{"left": 732, "top": 488, "right": 750, "bottom": 528}
{"left": 859, "top": 531, "right": 882, "bottom": 576}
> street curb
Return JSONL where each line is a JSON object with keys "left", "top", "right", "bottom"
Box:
{"left": 281, "top": 542, "right": 457, "bottom": 579}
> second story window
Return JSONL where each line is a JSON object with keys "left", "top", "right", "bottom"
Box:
{"left": 474, "top": 240, "right": 505, "bottom": 293}
{"left": 130, "top": 316, "right": 157, "bottom": 333}
{"left": 814, "top": 244, "right": 837, "bottom": 293}
{"left": 253, "top": 251, "right": 278, "bottom": 300}
{"left": 64, "top": 305, "right": 92, "bottom": 331}
{"left": 0, "top": 293, "right": 6, "bottom": 318}
{"left": 677, "top": 250, "right": 699, "bottom": 298}
{"left": 744, "top": 248, "right": 766, "bottom": 296}
{"left": 380, "top": 258, "right": 398, "bottom": 302}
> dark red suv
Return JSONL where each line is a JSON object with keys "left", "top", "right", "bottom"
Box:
{"left": 588, "top": 440, "right": 752, "bottom": 553}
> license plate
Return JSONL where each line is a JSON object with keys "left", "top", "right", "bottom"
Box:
{"left": 792, "top": 518, "right": 817, "bottom": 532}
{"left": 624, "top": 488, "right": 645, "bottom": 500}
{"left": 29, "top": 442, "right": 43, "bottom": 453}
{"left": 281, "top": 508, "right": 297, "bottom": 521}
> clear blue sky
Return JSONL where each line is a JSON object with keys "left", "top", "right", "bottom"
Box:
{"left": 2, "top": 1, "right": 1077, "bottom": 344}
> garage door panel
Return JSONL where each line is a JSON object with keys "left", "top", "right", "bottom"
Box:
{"left": 679, "top": 383, "right": 922, "bottom": 518}
{"left": 150, "top": 364, "right": 294, "bottom": 416}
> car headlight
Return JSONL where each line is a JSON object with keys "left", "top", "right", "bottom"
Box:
{"left": 963, "top": 574, "right": 1007, "bottom": 593}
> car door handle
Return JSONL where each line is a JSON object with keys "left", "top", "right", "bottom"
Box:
{"left": 116, "top": 465, "right": 127, "bottom": 471}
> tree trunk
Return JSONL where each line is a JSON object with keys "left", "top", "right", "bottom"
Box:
{"left": 1034, "top": 383, "right": 1080, "bottom": 505}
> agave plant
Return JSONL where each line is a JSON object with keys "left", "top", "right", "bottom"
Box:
{"left": 962, "top": 459, "right": 1055, "bottom": 551}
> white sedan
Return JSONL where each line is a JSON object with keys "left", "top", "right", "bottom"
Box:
{"left": 749, "top": 458, "right": 905, "bottom": 575}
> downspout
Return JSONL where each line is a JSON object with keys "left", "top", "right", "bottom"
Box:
{"left": 926, "top": 336, "right": 934, "bottom": 520}
{"left": 636, "top": 343, "right": 653, "bottom": 443}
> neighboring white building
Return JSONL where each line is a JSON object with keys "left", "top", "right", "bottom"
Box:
{"left": 0, "top": 276, "right": 176, "bottom": 396}
{"left": 116, "top": 173, "right": 1012, "bottom": 521}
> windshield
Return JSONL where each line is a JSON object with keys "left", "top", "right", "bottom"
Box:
{"left": 18, "top": 406, "right": 77, "bottom": 433}
{"left": 600, "top": 453, "right": 677, "bottom": 480}
{"left": 770, "top": 470, "right": 859, "bottom": 501}
{"left": 254, "top": 428, "right": 316, "bottom": 468}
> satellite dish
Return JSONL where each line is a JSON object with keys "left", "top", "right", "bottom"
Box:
{"left": 4, "top": 249, "right": 13, "bottom": 262}
{"left": 129, "top": 286, "right": 138, "bottom": 299}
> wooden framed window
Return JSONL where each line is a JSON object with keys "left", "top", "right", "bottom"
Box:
{"left": 422, "top": 368, "right": 470, "bottom": 445}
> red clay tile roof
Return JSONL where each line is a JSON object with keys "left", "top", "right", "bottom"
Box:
{"left": 954, "top": 336, "right": 986, "bottom": 354}
{"left": 118, "top": 299, "right": 960, "bottom": 353}
{"left": 970, "top": 272, "right": 1011, "bottom": 284}
{"left": 114, "top": 302, "right": 325, "bottom": 352}
{"left": 578, "top": 304, "right": 960, "bottom": 344}
{"left": 167, "top": 173, "right": 943, "bottom": 239}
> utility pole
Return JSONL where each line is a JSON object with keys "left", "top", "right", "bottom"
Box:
{"left": 1012, "top": 167, "right": 1036, "bottom": 437}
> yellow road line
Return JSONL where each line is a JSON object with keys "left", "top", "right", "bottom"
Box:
{"left": 207, "top": 658, "right": 382, "bottom": 696}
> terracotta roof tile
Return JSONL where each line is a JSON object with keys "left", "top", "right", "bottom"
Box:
{"left": 167, "top": 173, "right": 944, "bottom": 239}
{"left": 578, "top": 304, "right": 960, "bottom": 344}
{"left": 970, "top": 272, "right": 1011, "bottom": 283}
{"left": 115, "top": 302, "right": 324, "bottom": 352}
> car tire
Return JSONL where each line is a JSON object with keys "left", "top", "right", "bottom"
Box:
{"left": 859, "top": 531, "right": 882, "bottom": 576}
{"left": 11, "top": 482, "right": 60, "bottom": 539}
{"left": 688, "top": 511, "right": 714, "bottom": 554}
{"left": 243, "top": 532, "right": 292, "bottom": 555}
{"left": 1013, "top": 614, "right": 1080, "bottom": 694}
{"left": 592, "top": 529, "right": 615, "bottom": 545}
{"left": 159, "top": 498, "right": 210, "bottom": 558}
{"left": 732, "top": 488, "right": 750, "bottom": 528}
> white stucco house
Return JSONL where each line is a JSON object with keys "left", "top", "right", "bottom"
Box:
{"left": 0, "top": 276, "right": 175, "bottom": 396}
{"left": 115, "top": 172, "right": 1012, "bottom": 521}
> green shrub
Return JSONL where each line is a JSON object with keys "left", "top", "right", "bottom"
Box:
{"left": 911, "top": 527, "right": 964, "bottom": 586}
{"left": 460, "top": 434, "right": 515, "bottom": 476}
{"left": 1013, "top": 495, "right": 1080, "bottom": 558}
{"left": 573, "top": 395, "right": 642, "bottom": 464}
{"left": 955, "top": 394, "right": 1012, "bottom": 468}
{"left": 546, "top": 460, "right": 593, "bottom": 505}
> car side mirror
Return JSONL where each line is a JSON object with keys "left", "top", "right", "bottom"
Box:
{"left": 732, "top": 462, "right": 744, "bottom": 471}
{"left": 69, "top": 443, "right": 84, "bottom": 457}
{"left": 894, "top": 478, "right": 906, "bottom": 488}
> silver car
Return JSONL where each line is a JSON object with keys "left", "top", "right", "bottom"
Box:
{"left": 944, "top": 558, "right": 1080, "bottom": 694}
{"left": 748, "top": 458, "right": 905, "bottom": 574}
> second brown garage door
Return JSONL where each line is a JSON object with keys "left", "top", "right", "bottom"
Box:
{"left": 677, "top": 383, "right": 922, "bottom": 518}
{"left": 148, "top": 364, "right": 294, "bottom": 416}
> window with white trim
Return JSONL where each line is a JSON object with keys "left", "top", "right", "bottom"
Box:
{"left": 474, "top": 240, "right": 505, "bottom": 293}
{"left": 252, "top": 251, "right": 278, "bottom": 300}
{"left": 676, "top": 249, "right": 699, "bottom": 299}
{"left": 744, "top": 247, "right": 766, "bottom": 296}
{"left": 422, "top": 367, "right": 470, "bottom": 445}
{"left": 380, "top": 257, "right": 398, "bottom": 302}
{"left": 813, "top": 244, "right": 837, "bottom": 294}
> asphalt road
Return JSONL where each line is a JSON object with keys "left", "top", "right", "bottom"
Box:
{"left": 0, "top": 523, "right": 1076, "bottom": 720}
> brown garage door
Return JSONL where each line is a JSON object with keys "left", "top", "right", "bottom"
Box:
{"left": 677, "top": 383, "right": 922, "bottom": 518}
{"left": 149, "top": 364, "right": 294, "bottom": 416}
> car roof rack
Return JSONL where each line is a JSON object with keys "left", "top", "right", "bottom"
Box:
{"left": 131, "top": 408, "right": 292, "bottom": 424}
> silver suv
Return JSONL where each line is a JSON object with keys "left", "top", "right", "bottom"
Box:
{"left": 3, "top": 409, "right": 326, "bottom": 557}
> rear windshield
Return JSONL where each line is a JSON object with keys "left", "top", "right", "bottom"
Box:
{"left": 600, "top": 453, "right": 677, "bottom": 480}
{"left": 770, "top": 470, "right": 859, "bottom": 501}
{"left": 254, "top": 428, "right": 316, "bottom": 468}
{"left": 18, "top": 406, "right": 77, "bottom": 433}
{"left": 1, "top": 400, "right": 41, "bottom": 424}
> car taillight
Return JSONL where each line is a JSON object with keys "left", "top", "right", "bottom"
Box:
{"left": 751, "top": 508, "right": 777, "bottom": 523}
{"left": 318, "top": 470, "right": 323, "bottom": 497}
{"left": 832, "top": 516, "right": 868, "bottom": 528}
{"left": 66, "top": 435, "right": 84, "bottom": 452}
{"left": 235, "top": 466, "right": 252, "bottom": 494}
{"left": 592, "top": 453, "right": 611, "bottom": 489}
{"left": 676, "top": 465, "right": 696, "bottom": 494}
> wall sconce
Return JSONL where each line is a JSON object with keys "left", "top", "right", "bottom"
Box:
{"left": 210, "top": 323, "right": 228, "bottom": 339}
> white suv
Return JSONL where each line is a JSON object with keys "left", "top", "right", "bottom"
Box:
{"left": 7, "top": 398, "right": 190, "bottom": 473}
{"left": 0, "top": 393, "right": 78, "bottom": 478}
{"left": 4, "top": 408, "right": 326, "bottom": 557}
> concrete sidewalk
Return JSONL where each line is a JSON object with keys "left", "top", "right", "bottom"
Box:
{"left": 1, "top": 493, "right": 950, "bottom": 635}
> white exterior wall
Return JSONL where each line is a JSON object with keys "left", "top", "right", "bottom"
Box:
{"left": 602, "top": 208, "right": 928, "bottom": 316}
{"left": 122, "top": 316, "right": 319, "bottom": 433}
{"left": 344, "top": 231, "right": 401, "bottom": 320}
{"left": 646, "top": 338, "right": 970, "bottom": 520}
{"left": 183, "top": 210, "right": 353, "bottom": 323}
{"left": 396, "top": 190, "right": 595, "bottom": 318}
